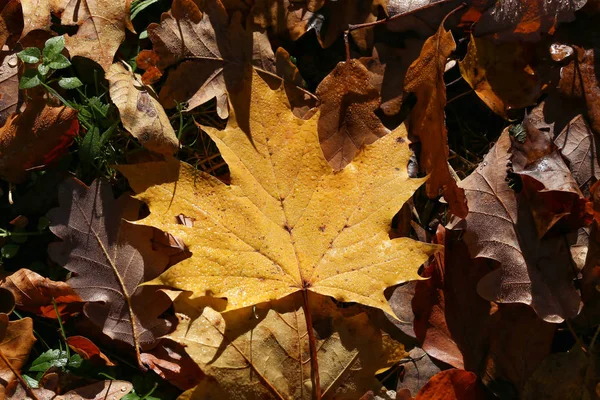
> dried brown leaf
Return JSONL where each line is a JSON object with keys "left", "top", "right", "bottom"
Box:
{"left": 459, "top": 36, "right": 541, "bottom": 118}
{"left": 555, "top": 115, "right": 600, "bottom": 191}
{"left": 107, "top": 62, "right": 179, "bottom": 155}
{"left": 316, "top": 59, "right": 389, "bottom": 170}
{"left": 0, "top": 100, "right": 79, "bottom": 183}
{"left": 174, "top": 292, "right": 408, "bottom": 400}
{"left": 0, "top": 315, "right": 36, "bottom": 395}
{"left": 450, "top": 131, "right": 581, "bottom": 322}
{"left": 0, "top": 268, "right": 82, "bottom": 319}
{"left": 415, "top": 369, "right": 486, "bottom": 400}
{"left": 404, "top": 22, "right": 468, "bottom": 218}
{"left": 61, "top": 0, "right": 134, "bottom": 70}
{"left": 47, "top": 178, "right": 172, "bottom": 357}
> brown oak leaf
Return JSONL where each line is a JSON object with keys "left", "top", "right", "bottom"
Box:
{"left": 449, "top": 131, "right": 581, "bottom": 322}
{"left": 47, "top": 178, "right": 172, "bottom": 365}
{"left": 61, "top": 0, "right": 134, "bottom": 71}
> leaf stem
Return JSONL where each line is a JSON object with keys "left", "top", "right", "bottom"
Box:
{"left": 0, "top": 348, "right": 40, "bottom": 400}
{"left": 52, "top": 298, "right": 70, "bottom": 359}
{"left": 302, "top": 290, "right": 321, "bottom": 400}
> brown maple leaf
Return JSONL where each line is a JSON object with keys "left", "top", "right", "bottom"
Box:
{"left": 171, "top": 292, "right": 408, "bottom": 399}
{"left": 404, "top": 20, "right": 468, "bottom": 218}
{"left": 316, "top": 59, "right": 389, "bottom": 170}
{"left": 47, "top": 178, "right": 172, "bottom": 367}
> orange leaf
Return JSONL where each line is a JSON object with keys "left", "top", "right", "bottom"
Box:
{"left": 66, "top": 336, "right": 115, "bottom": 366}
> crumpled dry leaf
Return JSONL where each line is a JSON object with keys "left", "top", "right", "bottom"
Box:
{"left": 107, "top": 62, "right": 179, "bottom": 156}
{"left": 145, "top": 0, "right": 271, "bottom": 122}
{"left": 511, "top": 109, "right": 591, "bottom": 237}
{"left": 404, "top": 21, "right": 468, "bottom": 218}
{"left": 61, "top": 0, "right": 134, "bottom": 70}
{"left": 0, "top": 315, "right": 36, "bottom": 396}
{"left": 449, "top": 131, "right": 582, "bottom": 323}
{"left": 0, "top": 100, "right": 79, "bottom": 183}
{"left": 173, "top": 292, "right": 408, "bottom": 400}
{"left": 0, "top": 268, "right": 82, "bottom": 319}
{"left": 20, "top": 0, "right": 68, "bottom": 38}
{"left": 555, "top": 114, "right": 600, "bottom": 191}
{"left": 47, "top": 178, "right": 172, "bottom": 357}
{"left": 474, "top": 0, "right": 587, "bottom": 42}
{"left": 119, "top": 70, "right": 438, "bottom": 317}
{"left": 0, "top": 53, "right": 19, "bottom": 126}
{"left": 0, "top": 1, "right": 23, "bottom": 50}
{"left": 459, "top": 36, "right": 541, "bottom": 118}
{"left": 415, "top": 369, "right": 486, "bottom": 400}
{"left": 559, "top": 47, "right": 600, "bottom": 135}
{"left": 316, "top": 59, "right": 389, "bottom": 170}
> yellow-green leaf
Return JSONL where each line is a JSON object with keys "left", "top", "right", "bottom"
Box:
{"left": 118, "top": 70, "right": 438, "bottom": 316}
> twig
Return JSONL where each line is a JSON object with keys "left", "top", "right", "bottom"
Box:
{"left": 0, "top": 349, "right": 40, "bottom": 400}
{"left": 302, "top": 290, "right": 321, "bottom": 400}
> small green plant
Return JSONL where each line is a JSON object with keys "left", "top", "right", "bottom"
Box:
{"left": 17, "top": 36, "right": 83, "bottom": 90}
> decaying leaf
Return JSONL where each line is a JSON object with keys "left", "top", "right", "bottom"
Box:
{"left": 0, "top": 268, "right": 82, "bottom": 319}
{"left": 47, "top": 178, "right": 172, "bottom": 357}
{"left": 555, "top": 115, "right": 600, "bottom": 193}
{"left": 474, "top": 0, "right": 587, "bottom": 42}
{"left": 21, "top": 0, "right": 68, "bottom": 38}
{"left": 511, "top": 110, "right": 591, "bottom": 236}
{"left": 0, "top": 315, "right": 36, "bottom": 395}
{"left": 415, "top": 369, "right": 486, "bottom": 400}
{"left": 316, "top": 59, "right": 389, "bottom": 170}
{"left": 173, "top": 292, "right": 408, "bottom": 399}
{"left": 106, "top": 62, "right": 179, "bottom": 156}
{"left": 404, "top": 21, "right": 468, "bottom": 218}
{"left": 449, "top": 131, "right": 581, "bottom": 322}
{"left": 0, "top": 100, "right": 79, "bottom": 183}
{"left": 0, "top": 53, "right": 19, "bottom": 125}
{"left": 459, "top": 36, "right": 541, "bottom": 118}
{"left": 61, "top": 0, "right": 134, "bottom": 70}
{"left": 119, "top": 70, "right": 438, "bottom": 317}
{"left": 559, "top": 47, "right": 600, "bottom": 135}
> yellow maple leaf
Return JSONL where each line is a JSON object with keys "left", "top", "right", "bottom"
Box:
{"left": 119, "top": 70, "right": 438, "bottom": 316}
